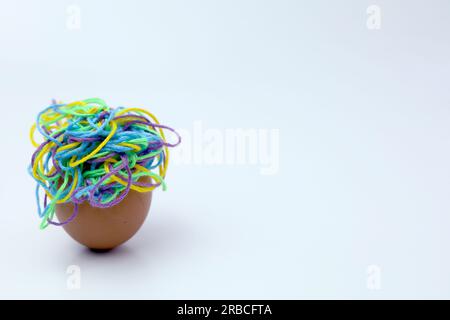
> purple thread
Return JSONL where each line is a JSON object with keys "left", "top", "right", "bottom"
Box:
{"left": 47, "top": 203, "right": 79, "bottom": 226}
{"left": 88, "top": 155, "right": 132, "bottom": 208}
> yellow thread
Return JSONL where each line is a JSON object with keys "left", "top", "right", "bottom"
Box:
{"left": 30, "top": 124, "right": 39, "bottom": 148}
{"left": 33, "top": 142, "right": 55, "bottom": 183}
{"left": 118, "top": 142, "right": 141, "bottom": 152}
{"left": 69, "top": 121, "right": 118, "bottom": 167}
{"left": 115, "top": 107, "right": 169, "bottom": 178}
{"left": 56, "top": 142, "right": 81, "bottom": 153}
{"left": 104, "top": 162, "right": 161, "bottom": 193}
{"left": 57, "top": 170, "right": 78, "bottom": 203}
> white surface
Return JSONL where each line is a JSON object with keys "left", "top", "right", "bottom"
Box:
{"left": 1, "top": 0, "right": 450, "bottom": 299}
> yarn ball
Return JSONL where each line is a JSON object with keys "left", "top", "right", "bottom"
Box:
{"left": 29, "top": 98, "right": 181, "bottom": 229}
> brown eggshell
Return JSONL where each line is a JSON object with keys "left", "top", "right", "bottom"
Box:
{"left": 56, "top": 189, "right": 152, "bottom": 251}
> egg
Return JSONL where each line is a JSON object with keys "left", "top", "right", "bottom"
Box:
{"left": 56, "top": 189, "right": 152, "bottom": 251}
{"left": 30, "top": 99, "right": 181, "bottom": 249}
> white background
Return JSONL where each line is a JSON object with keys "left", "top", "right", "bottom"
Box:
{"left": 0, "top": 0, "right": 450, "bottom": 299}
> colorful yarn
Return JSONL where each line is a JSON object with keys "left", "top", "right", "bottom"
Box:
{"left": 29, "top": 98, "right": 181, "bottom": 230}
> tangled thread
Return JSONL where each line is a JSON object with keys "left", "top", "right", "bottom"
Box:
{"left": 29, "top": 98, "right": 181, "bottom": 229}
